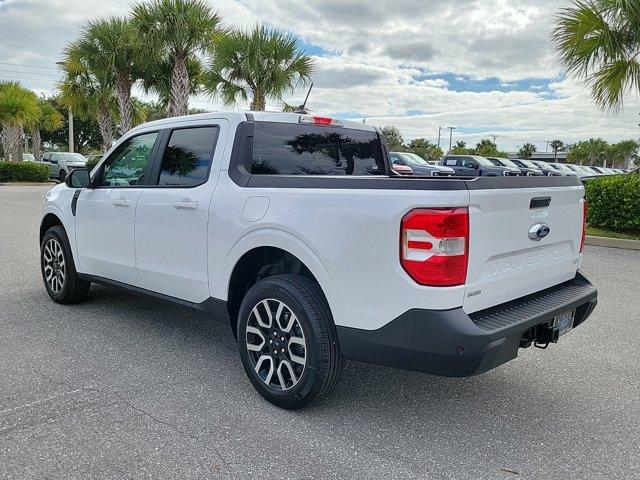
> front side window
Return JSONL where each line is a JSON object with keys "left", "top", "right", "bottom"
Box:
{"left": 250, "top": 123, "right": 385, "bottom": 176}
{"left": 99, "top": 132, "right": 158, "bottom": 187}
{"left": 158, "top": 127, "right": 218, "bottom": 186}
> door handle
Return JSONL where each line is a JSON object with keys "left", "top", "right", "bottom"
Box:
{"left": 173, "top": 201, "right": 198, "bottom": 211}
{"left": 112, "top": 198, "right": 128, "bottom": 207}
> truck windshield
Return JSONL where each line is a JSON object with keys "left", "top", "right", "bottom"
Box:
{"left": 251, "top": 122, "right": 385, "bottom": 176}
{"left": 58, "top": 153, "right": 87, "bottom": 162}
{"left": 402, "top": 153, "right": 429, "bottom": 166}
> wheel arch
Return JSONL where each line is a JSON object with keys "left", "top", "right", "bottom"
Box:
{"left": 40, "top": 212, "right": 64, "bottom": 245}
{"left": 221, "top": 237, "right": 334, "bottom": 337}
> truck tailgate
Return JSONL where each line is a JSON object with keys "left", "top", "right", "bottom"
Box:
{"left": 464, "top": 185, "right": 585, "bottom": 313}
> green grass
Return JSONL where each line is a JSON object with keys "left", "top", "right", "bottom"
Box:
{"left": 586, "top": 226, "right": 640, "bottom": 241}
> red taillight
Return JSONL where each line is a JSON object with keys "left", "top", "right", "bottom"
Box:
{"left": 299, "top": 114, "right": 343, "bottom": 127}
{"left": 580, "top": 200, "right": 587, "bottom": 253}
{"left": 400, "top": 208, "right": 469, "bottom": 287}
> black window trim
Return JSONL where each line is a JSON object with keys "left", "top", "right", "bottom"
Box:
{"left": 145, "top": 124, "right": 221, "bottom": 189}
{"left": 91, "top": 129, "right": 165, "bottom": 189}
{"left": 227, "top": 119, "right": 582, "bottom": 191}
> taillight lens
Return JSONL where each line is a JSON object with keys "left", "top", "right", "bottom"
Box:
{"left": 580, "top": 200, "right": 587, "bottom": 253}
{"left": 400, "top": 208, "right": 469, "bottom": 286}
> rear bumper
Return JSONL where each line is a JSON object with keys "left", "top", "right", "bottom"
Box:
{"left": 337, "top": 272, "right": 597, "bottom": 377}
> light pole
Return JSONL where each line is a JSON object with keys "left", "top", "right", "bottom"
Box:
{"left": 55, "top": 61, "right": 74, "bottom": 153}
{"left": 68, "top": 108, "right": 74, "bottom": 153}
{"left": 446, "top": 126, "right": 456, "bottom": 154}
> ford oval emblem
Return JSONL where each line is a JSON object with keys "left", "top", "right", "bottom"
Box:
{"left": 528, "top": 223, "right": 550, "bottom": 241}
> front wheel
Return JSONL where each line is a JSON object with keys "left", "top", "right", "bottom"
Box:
{"left": 41, "top": 225, "right": 90, "bottom": 304}
{"left": 237, "top": 274, "right": 342, "bottom": 409}
{"left": 58, "top": 170, "right": 66, "bottom": 182}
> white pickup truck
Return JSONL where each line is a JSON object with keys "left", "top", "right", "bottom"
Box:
{"left": 40, "top": 112, "right": 597, "bottom": 409}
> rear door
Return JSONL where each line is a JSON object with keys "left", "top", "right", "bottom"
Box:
{"left": 463, "top": 184, "right": 585, "bottom": 313}
{"left": 75, "top": 131, "right": 160, "bottom": 285}
{"left": 134, "top": 121, "right": 226, "bottom": 303}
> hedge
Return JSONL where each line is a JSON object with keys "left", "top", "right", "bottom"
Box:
{"left": 585, "top": 174, "right": 640, "bottom": 234}
{"left": 0, "top": 161, "right": 50, "bottom": 183}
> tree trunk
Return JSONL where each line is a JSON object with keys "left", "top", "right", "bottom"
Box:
{"left": 32, "top": 129, "right": 42, "bottom": 161}
{"left": 116, "top": 73, "right": 133, "bottom": 135}
{"left": 168, "top": 53, "right": 190, "bottom": 118}
{"left": 250, "top": 91, "right": 266, "bottom": 111}
{"left": 5, "top": 123, "right": 23, "bottom": 162}
{"left": 1, "top": 126, "right": 8, "bottom": 159}
{"left": 97, "top": 107, "right": 114, "bottom": 152}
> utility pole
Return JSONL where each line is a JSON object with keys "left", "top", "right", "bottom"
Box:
{"left": 446, "top": 126, "right": 455, "bottom": 154}
{"left": 437, "top": 126, "right": 442, "bottom": 149}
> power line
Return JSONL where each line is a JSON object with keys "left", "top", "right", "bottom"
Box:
{"left": 0, "top": 69, "right": 59, "bottom": 79}
{"left": 0, "top": 61, "right": 58, "bottom": 71}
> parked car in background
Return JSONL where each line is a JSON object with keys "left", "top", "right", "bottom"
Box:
{"left": 390, "top": 152, "right": 455, "bottom": 176}
{"left": 22, "top": 153, "right": 36, "bottom": 162}
{"left": 441, "top": 155, "right": 520, "bottom": 176}
{"left": 530, "top": 161, "right": 563, "bottom": 176}
{"left": 562, "top": 164, "right": 594, "bottom": 178}
{"left": 509, "top": 159, "right": 544, "bottom": 176}
{"left": 41, "top": 152, "right": 88, "bottom": 181}
{"left": 485, "top": 157, "right": 525, "bottom": 176}
{"left": 581, "top": 166, "right": 602, "bottom": 176}
{"left": 547, "top": 163, "right": 578, "bottom": 176}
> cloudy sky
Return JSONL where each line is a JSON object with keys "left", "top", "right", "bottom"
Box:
{"left": 1, "top": 0, "right": 639, "bottom": 151}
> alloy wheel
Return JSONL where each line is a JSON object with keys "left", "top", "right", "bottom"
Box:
{"left": 245, "top": 299, "right": 307, "bottom": 391}
{"left": 43, "top": 238, "right": 65, "bottom": 294}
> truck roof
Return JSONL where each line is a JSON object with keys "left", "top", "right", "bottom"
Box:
{"left": 131, "top": 111, "right": 376, "bottom": 133}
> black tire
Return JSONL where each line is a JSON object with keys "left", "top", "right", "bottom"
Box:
{"left": 58, "top": 170, "right": 66, "bottom": 182}
{"left": 41, "top": 225, "right": 90, "bottom": 304}
{"left": 237, "top": 274, "right": 342, "bottom": 409}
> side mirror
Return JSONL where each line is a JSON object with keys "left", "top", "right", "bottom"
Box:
{"left": 65, "top": 168, "right": 91, "bottom": 188}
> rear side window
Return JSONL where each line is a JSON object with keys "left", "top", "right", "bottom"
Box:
{"left": 158, "top": 127, "right": 218, "bottom": 186}
{"left": 250, "top": 122, "right": 385, "bottom": 176}
{"left": 443, "top": 157, "right": 459, "bottom": 166}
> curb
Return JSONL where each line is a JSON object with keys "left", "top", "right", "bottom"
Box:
{"left": 585, "top": 235, "right": 640, "bottom": 251}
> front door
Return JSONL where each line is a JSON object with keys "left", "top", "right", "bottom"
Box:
{"left": 134, "top": 123, "right": 223, "bottom": 303}
{"left": 75, "top": 131, "right": 160, "bottom": 286}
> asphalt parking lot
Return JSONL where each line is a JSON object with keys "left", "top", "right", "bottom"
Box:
{"left": 0, "top": 184, "right": 639, "bottom": 480}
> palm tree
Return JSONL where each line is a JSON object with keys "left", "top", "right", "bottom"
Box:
{"left": 30, "top": 99, "right": 63, "bottom": 161}
{"left": 132, "top": 0, "right": 220, "bottom": 117}
{"left": 610, "top": 139, "right": 639, "bottom": 168}
{"left": 74, "top": 17, "right": 143, "bottom": 135}
{"left": 550, "top": 139, "right": 564, "bottom": 162}
{"left": 518, "top": 143, "right": 537, "bottom": 160}
{"left": 140, "top": 56, "right": 204, "bottom": 112}
{"left": 0, "top": 82, "right": 40, "bottom": 162}
{"left": 552, "top": 1, "right": 640, "bottom": 111}
{"left": 58, "top": 44, "right": 116, "bottom": 151}
{"left": 204, "top": 25, "right": 315, "bottom": 111}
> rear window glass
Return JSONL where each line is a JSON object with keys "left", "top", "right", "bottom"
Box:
{"left": 250, "top": 122, "right": 385, "bottom": 176}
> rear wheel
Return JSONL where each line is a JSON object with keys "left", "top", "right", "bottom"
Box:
{"left": 41, "top": 225, "right": 90, "bottom": 304}
{"left": 237, "top": 274, "right": 342, "bottom": 409}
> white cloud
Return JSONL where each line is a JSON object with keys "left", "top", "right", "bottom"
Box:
{"left": 1, "top": 0, "right": 639, "bottom": 150}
